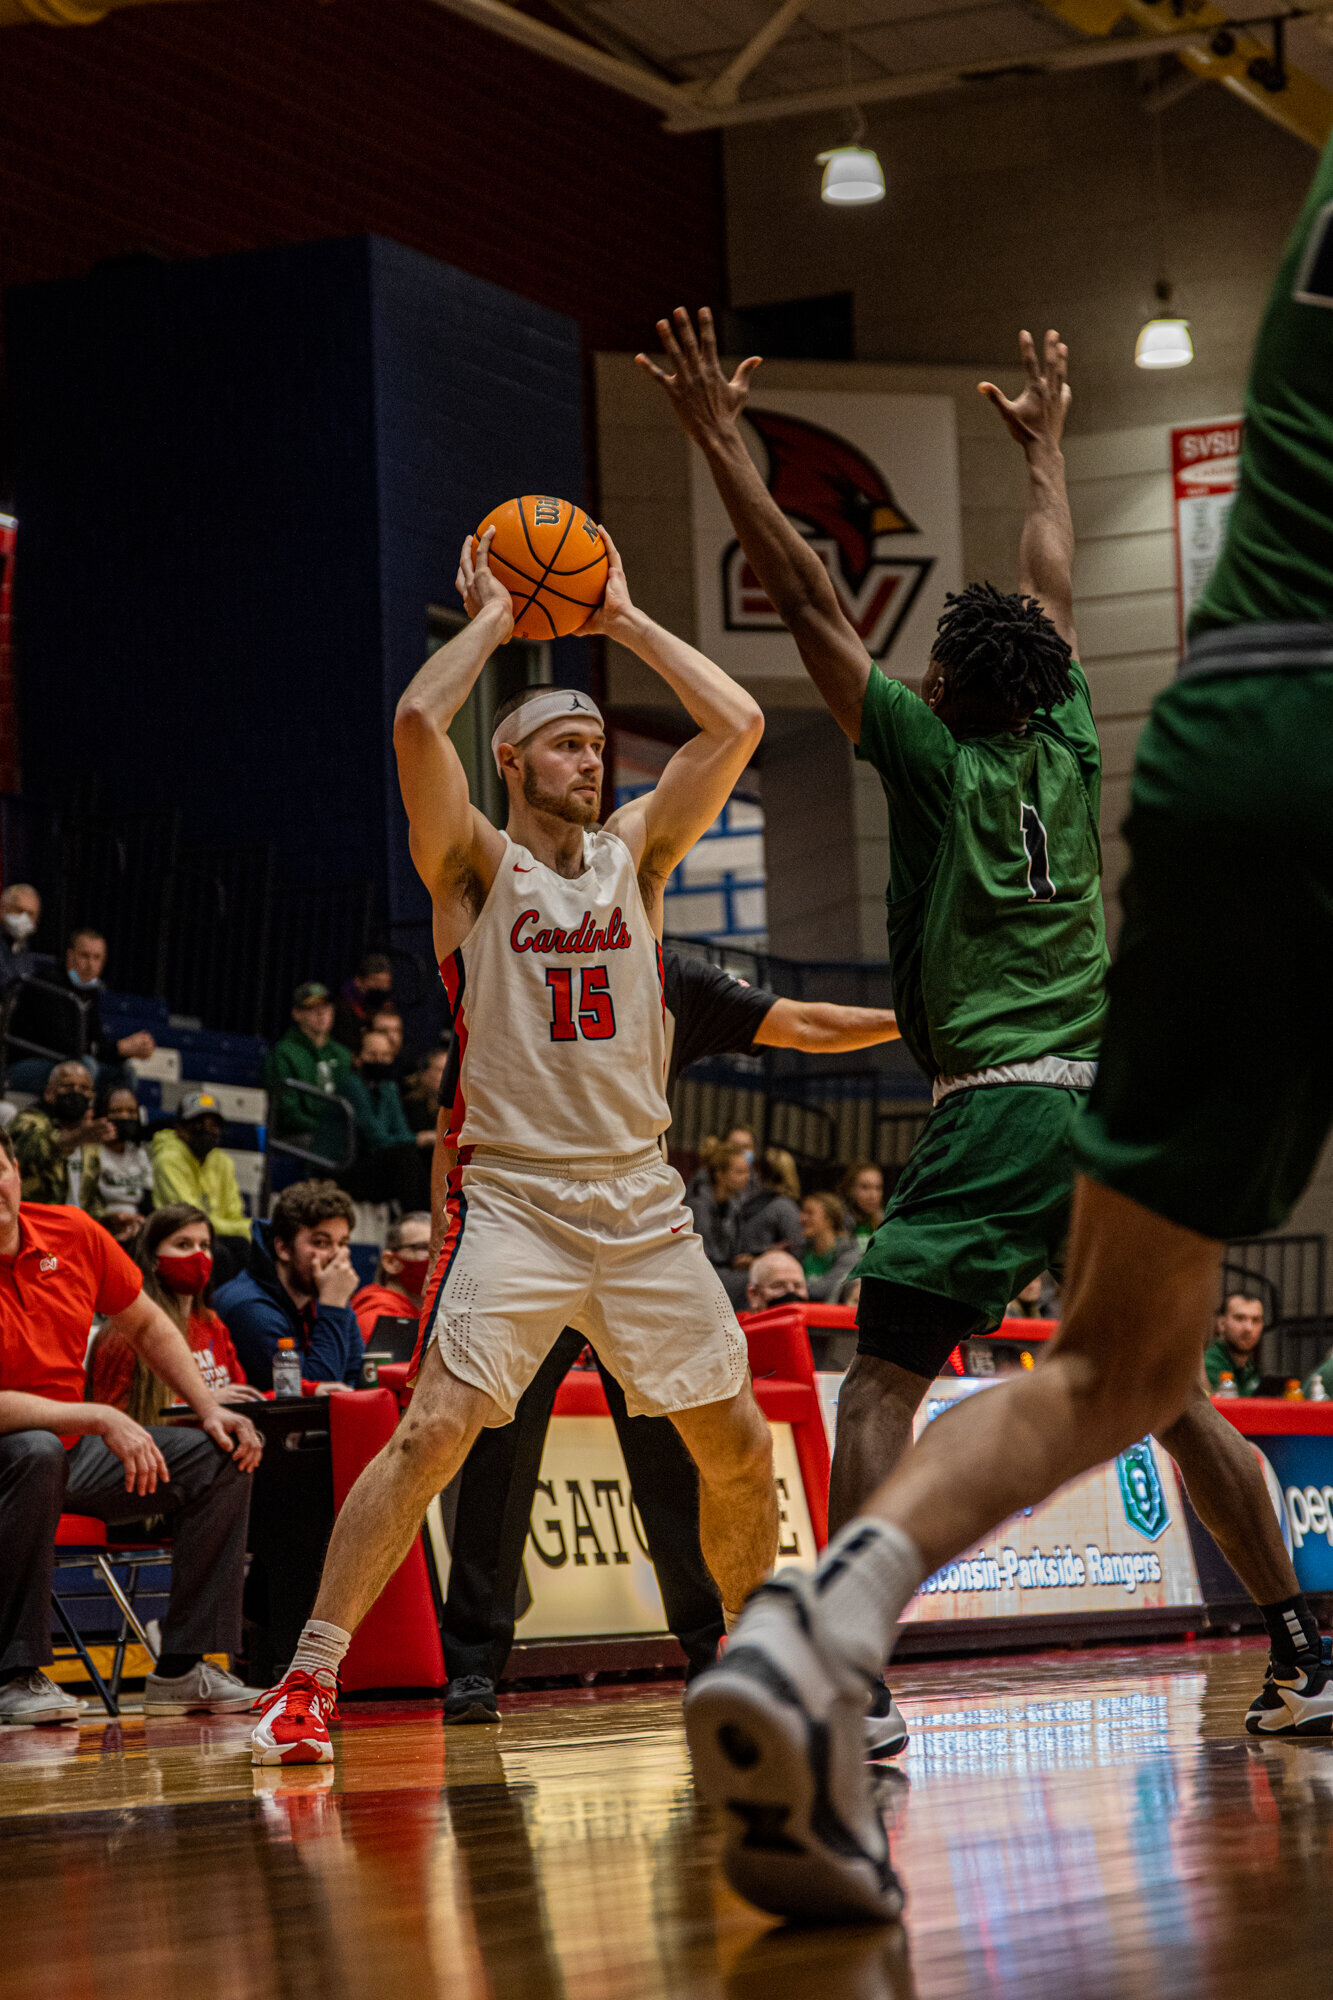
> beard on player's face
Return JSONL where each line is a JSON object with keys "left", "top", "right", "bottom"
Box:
{"left": 520, "top": 759, "right": 601, "bottom": 827}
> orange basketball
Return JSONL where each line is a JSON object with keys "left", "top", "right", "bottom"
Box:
{"left": 472, "top": 495, "right": 608, "bottom": 640}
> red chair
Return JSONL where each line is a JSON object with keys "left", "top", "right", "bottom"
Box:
{"left": 738, "top": 1303, "right": 832, "bottom": 1549}
{"left": 52, "top": 1515, "right": 170, "bottom": 1716}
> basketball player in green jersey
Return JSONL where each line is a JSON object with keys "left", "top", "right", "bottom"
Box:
{"left": 664, "top": 128, "right": 1333, "bottom": 1926}
{"left": 643, "top": 309, "right": 1107, "bottom": 1756}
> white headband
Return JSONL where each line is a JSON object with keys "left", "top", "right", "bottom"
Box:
{"left": 491, "top": 690, "right": 605, "bottom": 772}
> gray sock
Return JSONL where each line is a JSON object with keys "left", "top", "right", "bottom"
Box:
{"left": 809, "top": 1518, "right": 927, "bottom": 1684}
{"left": 289, "top": 1618, "right": 352, "bottom": 1690}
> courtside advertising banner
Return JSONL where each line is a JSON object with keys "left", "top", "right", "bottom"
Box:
{"left": 690, "top": 392, "right": 964, "bottom": 686}
{"left": 1171, "top": 418, "right": 1243, "bottom": 648}
{"left": 898, "top": 1377, "right": 1204, "bottom": 1624}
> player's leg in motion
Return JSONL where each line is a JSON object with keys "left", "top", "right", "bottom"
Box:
{"left": 250, "top": 1344, "right": 499, "bottom": 1764}
{"left": 685, "top": 125, "right": 1333, "bottom": 1922}
{"left": 670, "top": 1386, "right": 778, "bottom": 1622}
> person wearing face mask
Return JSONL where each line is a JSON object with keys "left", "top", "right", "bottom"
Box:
{"left": 744, "top": 1249, "right": 811, "bottom": 1313}
{"left": 341, "top": 1027, "right": 432, "bottom": 1210}
{"left": 84, "top": 1084, "right": 155, "bottom": 1221}
{"left": 9, "top": 1062, "right": 110, "bottom": 1207}
{"left": 6, "top": 925, "right": 156, "bottom": 1095}
{"left": 87, "top": 1204, "right": 261, "bottom": 1422}
{"left": 350, "top": 1211, "right": 433, "bottom": 1345}
{"left": 151, "top": 1091, "right": 251, "bottom": 1249}
{"left": 0, "top": 883, "right": 41, "bottom": 993}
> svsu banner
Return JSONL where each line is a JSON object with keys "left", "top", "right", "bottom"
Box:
{"left": 689, "top": 391, "right": 964, "bottom": 687}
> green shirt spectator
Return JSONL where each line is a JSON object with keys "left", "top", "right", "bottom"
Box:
{"left": 265, "top": 982, "right": 356, "bottom": 1168}
{"left": 1204, "top": 1292, "right": 1267, "bottom": 1396}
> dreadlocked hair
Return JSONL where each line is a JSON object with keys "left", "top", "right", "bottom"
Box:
{"left": 932, "top": 583, "right": 1073, "bottom": 727}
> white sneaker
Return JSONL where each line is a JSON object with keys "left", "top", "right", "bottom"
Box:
{"left": 684, "top": 1572, "right": 904, "bottom": 1925}
{"left": 142, "top": 1661, "right": 268, "bottom": 1714}
{"left": 865, "top": 1678, "right": 909, "bottom": 1760}
{"left": 0, "top": 1671, "right": 84, "bottom": 1725}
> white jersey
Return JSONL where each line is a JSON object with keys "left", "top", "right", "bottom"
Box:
{"left": 440, "top": 828, "right": 669, "bottom": 1163}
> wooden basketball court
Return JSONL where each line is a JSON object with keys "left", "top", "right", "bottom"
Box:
{"left": 5, "top": 1638, "right": 1330, "bottom": 1999}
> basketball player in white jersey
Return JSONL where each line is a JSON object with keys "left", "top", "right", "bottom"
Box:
{"left": 251, "top": 523, "right": 779, "bottom": 1763}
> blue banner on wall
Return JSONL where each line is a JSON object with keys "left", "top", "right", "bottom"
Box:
{"left": 1249, "top": 1435, "right": 1333, "bottom": 1592}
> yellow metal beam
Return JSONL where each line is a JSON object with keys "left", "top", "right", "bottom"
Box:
{"left": 1038, "top": 0, "right": 1332, "bottom": 148}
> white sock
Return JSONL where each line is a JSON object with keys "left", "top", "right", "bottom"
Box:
{"left": 289, "top": 1618, "right": 351, "bottom": 1689}
{"left": 809, "top": 1518, "right": 927, "bottom": 1685}
{"left": 722, "top": 1606, "right": 738, "bottom": 1635}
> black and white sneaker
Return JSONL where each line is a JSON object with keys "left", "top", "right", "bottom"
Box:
{"left": 1245, "top": 1637, "right": 1333, "bottom": 1737}
{"left": 443, "top": 1674, "right": 501, "bottom": 1725}
{"left": 684, "top": 1573, "right": 905, "bottom": 1925}
{"left": 864, "top": 1677, "right": 908, "bottom": 1760}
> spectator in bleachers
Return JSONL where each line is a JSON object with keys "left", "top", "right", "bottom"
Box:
{"left": 216, "top": 1178, "right": 363, "bottom": 1391}
{"left": 351, "top": 1211, "right": 433, "bottom": 1343}
{"left": 85, "top": 1082, "right": 154, "bottom": 1219}
{"left": 687, "top": 1123, "right": 756, "bottom": 1200}
{"left": 745, "top": 1249, "right": 809, "bottom": 1312}
{"left": 368, "top": 1002, "right": 412, "bottom": 1087}
{"left": 333, "top": 953, "right": 395, "bottom": 1055}
{"left": 1203, "top": 1291, "right": 1266, "bottom": 1397}
{"left": 401, "top": 1046, "right": 448, "bottom": 1136}
{"left": 342, "top": 1027, "right": 433, "bottom": 1209}
{"left": 839, "top": 1159, "right": 885, "bottom": 1246}
{"left": 0, "top": 883, "right": 40, "bottom": 992}
{"left": 88, "top": 1204, "right": 261, "bottom": 1421}
{"left": 0, "top": 1129, "right": 264, "bottom": 1724}
{"left": 151, "top": 1089, "right": 250, "bottom": 1243}
{"left": 266, "top": 982, "right": 356, "bottom": 1169}
{"left": 801, "top": 1189, "right": 861, "bottom": 1303}
{"left": 8, "top": 925, "right": 156, "bottom": 1094}
{"left": 688, "top": 1137, "right": 802, "bottom": 1307}
{"left": 10, "top": 1061, "right": 111, "bottom": 1207}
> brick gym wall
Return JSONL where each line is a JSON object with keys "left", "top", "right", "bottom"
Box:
{"left": 0, "top": 0, "right": 724, "bottom": 790}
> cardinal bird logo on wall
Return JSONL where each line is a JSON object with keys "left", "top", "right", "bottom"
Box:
{"left": 723, "top": 409, "right": 933, "bottom": 658}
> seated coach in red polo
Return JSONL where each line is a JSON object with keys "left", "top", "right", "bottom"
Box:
{"left": 0, "top": 1129, "right": 267, "bottom": 1725}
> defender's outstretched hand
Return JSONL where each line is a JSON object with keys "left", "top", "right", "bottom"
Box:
{"left": 574, "top": 524, "right": 636, "bottom": 640}
{"left": 457, "top": 525, "right": 515, "bottom": 637}
{"left": 636, "top": 307, "right": 762, "bottom": 446}
{"left": 979, "top": 330, "right": 1071, "bottom": 453}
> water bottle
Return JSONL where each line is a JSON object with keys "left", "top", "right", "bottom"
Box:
{"left": 1308, "top": 1375, "right": 1328, "bottom": 1402}
{"left": 1214, "top": 1371, "right": 1238, "bottom": 1399}
{"left": 1285, "top": 1378, "right": 1305, "bottom": 1401}
{"left": 272, "top": 1336, "right": 302, "bottom": 1400}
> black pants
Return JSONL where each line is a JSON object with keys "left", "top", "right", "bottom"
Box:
{"left": 442, "top": 1328, "right": 724, "bottom": 1683}
{"left": 0, "top": 1426, "right": 253, "bottom": 1675}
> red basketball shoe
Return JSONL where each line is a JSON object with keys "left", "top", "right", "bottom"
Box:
{"left": 249, "top": 1669, "right": 339, "bottom": 1766}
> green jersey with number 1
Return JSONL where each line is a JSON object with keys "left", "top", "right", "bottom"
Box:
{"left": 855, "top": 662, "right": 1108, "bottom": 1082}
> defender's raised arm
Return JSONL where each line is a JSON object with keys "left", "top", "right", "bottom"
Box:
{"left": 393, "top": 530, "right": 508, "bottom": 954}
{"left": 980, "top": 329, "right": 1078, "bottom": 656}
{"left": 638, "top": 306, "right": 871, "bottom": 743}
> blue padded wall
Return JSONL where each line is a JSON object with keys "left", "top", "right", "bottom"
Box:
{"left": 6, "top": 236, "right": 587, "bottom": 947}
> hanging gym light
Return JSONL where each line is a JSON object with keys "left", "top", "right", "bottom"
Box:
{"left": 1136, "top": 103, "right": 1192, "bottom": 369}
{"left": 817, "top": 143, "right": 886, "bottom": 204}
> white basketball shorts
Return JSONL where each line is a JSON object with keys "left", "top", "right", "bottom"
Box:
{"left": 417, "top": 1147, "right": 749, "bottom": 1424}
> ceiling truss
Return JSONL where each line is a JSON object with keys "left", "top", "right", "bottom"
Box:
{"left": 424, "top": 0, "right": 1330, "bottom": 145}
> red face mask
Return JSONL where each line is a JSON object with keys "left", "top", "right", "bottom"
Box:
{"left": 157, "top": 1248, "right": 213, "bottom": 1297}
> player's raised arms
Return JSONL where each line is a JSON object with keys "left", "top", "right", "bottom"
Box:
{"left": 392, "top": 528, "right": 509, "bottom": 960}
{"left": 637, "top": 305, "right": 870, "bottom": 743}
{"left": 979, "top": 329, "right": 1079, "bottom": 656}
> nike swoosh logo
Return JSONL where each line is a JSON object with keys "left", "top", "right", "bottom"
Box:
{"left": 513, "top": 864, "right": 534, "bottom": 874}
{"left": 670, "top": 1221, "right": 689, "bottom": 1234}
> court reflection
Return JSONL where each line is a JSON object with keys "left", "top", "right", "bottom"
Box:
{"left": 5, "top": 1649, "right": 1333, "bottom": 1999}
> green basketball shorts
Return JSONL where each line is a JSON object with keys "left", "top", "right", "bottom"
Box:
{"left": 1077, "top": 663, "right": 1333, "bottom": 1240}
{"left": 855, "top": 1080, "right": 1088, "bottom": 1353}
